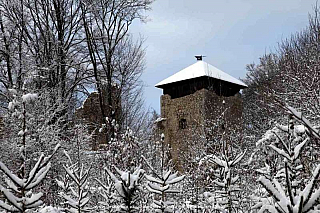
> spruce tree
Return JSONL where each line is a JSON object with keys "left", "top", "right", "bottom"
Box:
{"left": 254, "top": 107, "right": 320, "bottom": 213}
{"left": 0, "top": 91, "right": 60, "bottom": 212}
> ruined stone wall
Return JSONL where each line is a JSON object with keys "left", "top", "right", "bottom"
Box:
{"left": 75, "top": 92, "right": 107, "bottom": 149}
{"left": 75, "top": 88, "right": 122, "bottom": 150}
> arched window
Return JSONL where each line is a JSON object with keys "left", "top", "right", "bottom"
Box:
{"left": 179, "top": 118, "right": 187, "bottom": 129}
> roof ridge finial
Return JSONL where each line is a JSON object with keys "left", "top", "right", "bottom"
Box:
{"left": 195, "top": 55, "right": 206, "bottom": 61}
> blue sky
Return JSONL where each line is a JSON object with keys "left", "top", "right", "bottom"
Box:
{"left": 130, "top": 0, "right": 315, "bottom": 113}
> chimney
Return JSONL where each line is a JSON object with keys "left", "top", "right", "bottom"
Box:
{"left": 195, "top": 55, "right": 205, "bottom": 61}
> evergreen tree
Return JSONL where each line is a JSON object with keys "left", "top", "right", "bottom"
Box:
{"left": 254, "top": 107, "right": 320, "bottom": 213}
{"left": 144, "top": 134, "right": 185, "bottom": 213}
{"left": 0, "top": 92, "right": 60, "bottom": 212}
{"left": 56, "top": 131, "right": 92, "bottom": 213}
{"left": 58, "top": 162, "right": 91, "bottom": 213}
{"left": 104, "top": 165, "right": 144, "bottom": 213}
{"left": 201, "top": 148, "right": 246, "bottom": 212}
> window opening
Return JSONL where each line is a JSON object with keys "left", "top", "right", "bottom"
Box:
{"left": 179, "top": 118, "right": 187, "bottom": 129}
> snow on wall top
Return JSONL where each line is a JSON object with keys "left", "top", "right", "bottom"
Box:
{"left": 155, "top": 61, "right": 247, "bottom": 88}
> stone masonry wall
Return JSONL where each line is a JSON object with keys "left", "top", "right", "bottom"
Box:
{"left": 75, "top": 92, "right": 107, "bottom": 150}
{"left": 204, "top": 90, "right": 244, "bottom": 152}
{"left": 161, "top": 89, "right": 207, "bottom": 171}
{"left": 161, "top": 88, "right": 244, "bottom": 171}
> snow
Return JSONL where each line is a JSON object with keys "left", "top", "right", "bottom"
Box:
{"left": 243, "top": 152, "right": 255, "bottom": 166}
{"left": 209, "top": 155, "right": 226, "bottom": 167}
{"left": 5, "top": 179, "right": 18, "bottom": 193}
{"left": 163, "top": 170, "right": 172, "bottom": 181}
{"left": 63, "top": 150, "right": 72, "bottom": 164}
{"left": 8, "top": 102, "right": 14, "bottom": 111}
{"left": 268, "top": 144, "right": 290, "bottom": 160}
{"left": 231, "top": 176, "right": 239, "bottom": 184}
{"left": 0, "top": 200, "right": 17, "bottom": 212}
{"left": 8, "top": 89, "right": 17, "bottom": 95}
{"left": 17, "top": 130, "right": 24, "bottom": 136}
{"left": 294, "top": 138, "right": 308, "bottom": 160}
{"left": 286, "top": 105, "right": 320, "bottom": 139}
{"left": 25, "top": 192, "right": 43, "bottom": 207}
{"left": 25, "top": 163, "right": 51, "bottom": 190}
{"left": 145, "top": 168, "right": 184, "bottom": 212}
{"left": 0, "top": 185, "right": 21, "bottom": 210}
{"left": 256, "top": 129, "right": 276, "bottom": 147}
{"left": 146, "top": 185, "right": 163, "bottom": 195}
{"left": 147, "top": 182, "right": 169, "bottom": 192}
{"left": 303, "top": 189, "right": 320, "bottom": 212}
{"left": 258, "top": 177, "right": 283, "bottom": 202}
{"left": 105, "top": 165, "right": 144, "bottom": 207}
{"left": 295, "top": 125, "right": 306, "bottom": 135}
{"left": 255, "top": 112, "right": 320, "bottom": 213}
{"left": 161, "top": 133, "right": 165, "bottom": 141}
{"left": 167, "top": 175, "right": 185, "bottom": 184}
{"left": 38, "top": 206, "right": 63, "bottom": 213}
{"left": 155, "top": 60, "right": 247, "bottom": 88}
{"left": 230, "top": 151, "right": 246, "bottom": 166}
{"left": 53, "top": 143, "right": 61, "bottom": 153}
{"left": 145, "top": 175, "right": 163, "bottom": 184}
{"left": 0, "top": 162, "right": 23, "bottom": 186}
{"left": 258, "top": 205, "right": 277, "bottom": 213}
{"left": 0, "top": 142, "right": 62, "bottom": 212}
{"left": 256, "top": 163, "right": 271, "bottom": 175}
{"left": 301, "top": 165, "right": 320, "bottom": 209}
{"left": 257, "top": 164, "right": 320, "bottom": 212}
{"left": 213, "top": 180, "right": 226, "bottom": 187}
{"left": 58, "top": 161, "right": 91, "bottom": 213}
{"left": 22, "top": 93, "right": 38, "bottom": 103}
{"left": 154, "top": 117, "right": 167, "bottom": 123}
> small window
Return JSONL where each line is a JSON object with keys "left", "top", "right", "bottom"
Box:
{"left": 221, "top": 123, "right": 225, "bottom": 130}
{"left": 179, "top": 118, "right": 187, "bottom": 129}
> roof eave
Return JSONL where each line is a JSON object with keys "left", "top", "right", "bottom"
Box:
{"left": 155, "top": 77, "right": 248, "bottom": 89}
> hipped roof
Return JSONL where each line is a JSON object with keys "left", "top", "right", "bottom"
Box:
{"left": 155, "top": 61, "right": 247, "bottom": 88}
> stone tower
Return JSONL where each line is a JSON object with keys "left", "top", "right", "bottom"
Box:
{"left": 155, "top": 56, "right": 247, "bottom": 171}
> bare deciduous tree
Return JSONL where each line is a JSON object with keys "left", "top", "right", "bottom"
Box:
{"left": 80, "top": 0, "right": 153, "bottom": 141}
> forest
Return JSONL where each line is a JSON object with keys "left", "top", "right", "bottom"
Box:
{"left": 0, "top": 0, "right": 320, "bottom": 212}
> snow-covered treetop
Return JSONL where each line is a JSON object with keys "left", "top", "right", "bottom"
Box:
{"left": 0, "top": 144, "right": 60, "bottom": 212}
{"left": 22, "top": 93, "right": 38, "bottom": 103}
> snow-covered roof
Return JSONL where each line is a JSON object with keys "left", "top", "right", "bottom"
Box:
{"left": 155, "top": 61, "right": 247, "bottom": 88}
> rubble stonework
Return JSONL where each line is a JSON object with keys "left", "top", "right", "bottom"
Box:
{"left": 161, "top": 88, "right": 244, "bottom": 171}
{"left": 156, "top": 59, "right": 247, "bottom": 171}
{"left": 75, "top": 87, "right": 121, "bottom": 150}
{"left": 161, "top": 89, "right": 206, "bottom": 170}
{"left": 75, "top": 92, "right": 107, "bottom": 149}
